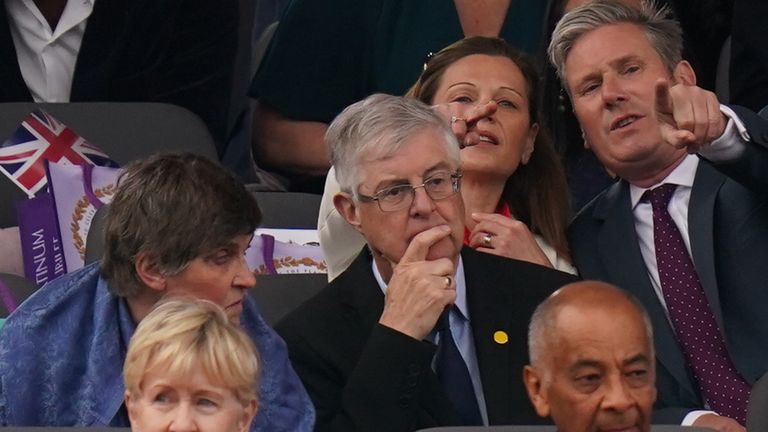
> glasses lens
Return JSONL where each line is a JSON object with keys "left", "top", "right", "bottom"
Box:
{"left": 378, "top": 185, "right": 412, "bottom": 212}
{"left": 425, "top": 172, "right": 457, "bottom": 200}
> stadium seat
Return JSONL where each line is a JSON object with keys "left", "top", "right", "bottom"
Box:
{"left": 0, "top": 272, "right": 39, "bottom": 318}
{"left": 84, "top": 204, "right": 109, "bottom": 266}
{"left": 0, "top": 102, "right": 218, "bottom": 228}
{"left": 250, "top": 190, "right": 322, "bottom": 229}
{"left": 250, "top": 273, "right": 326, "bottom": 326}
{"left": 747, "top": 372, "right": 768, "bottom": 430}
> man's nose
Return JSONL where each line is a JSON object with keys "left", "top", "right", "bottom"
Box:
{"left": 409, "top": 186, "right": 436, "bottom": 216}
{"left": 601, "top": 377, "right": 635, "bottom": 413}
{"left": 601, "top": 74, "right": 628, "bottom": 107}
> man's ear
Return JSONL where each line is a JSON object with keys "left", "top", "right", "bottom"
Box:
{"left": 580, "top": 128, "right": 590, "bottom": 150}
{"left": 523, "top": 365, "right": 551, "bottom": 418}
{"left": 521, "top": 123, "right": 539, "bottom": 165}
{"left": 134, "top": 253, "right": 167, "bottom": 292}
{"left": 672, "top": 60, "right": 696, "bottom": 86}
{"left": 333, "top": 192, "right": 363, "bottom": 234}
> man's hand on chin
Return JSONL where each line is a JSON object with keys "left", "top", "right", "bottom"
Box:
{"left": 692, "top": 413, "right": 745, "bottom": 432}
{"left": 378, "top": 225, "right": 457, "bottom": 341}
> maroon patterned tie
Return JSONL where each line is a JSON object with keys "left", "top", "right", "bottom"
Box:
{"left": 645, "top": 184, "right": 750, "bottom": 424}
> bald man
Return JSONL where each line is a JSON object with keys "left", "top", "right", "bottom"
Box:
{"left": 524, "top": 281, "right": 657, "bottom": 432}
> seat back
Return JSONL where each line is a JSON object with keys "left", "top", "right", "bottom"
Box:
{"left": 84, "top": 204, "right": 110, "bottom": 265}
{"left": 747, "top": 372, "right": 768, "bottom": 430}
{"left": 246, "top": 191, "right": 324, "bottom": 323}
{"left": 0, "top": 102, "right": 218, "bottom": 228}
{"left": 251, "top": 191, "right": 322, "bottom": 229}
{"left": 250, "top": 273, "right": 327, "bottom": 325}
{"left": 0, "top": 272, "right": 39, "bottom": 317}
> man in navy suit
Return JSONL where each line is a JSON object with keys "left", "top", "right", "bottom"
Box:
{"left": 549, "top": 1, "right": 768, "bottom": 430}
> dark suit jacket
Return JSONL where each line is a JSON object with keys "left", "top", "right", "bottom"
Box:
{"left": 0, "top": 0, "right": 237, "bottom": 149}
{"left": 730, "top": 0, "right": 768, "bottom": 113}
{"left": 569, "top": 106, "right": 768, "bottom": 423}
{"left": 276, "top": 247, "right": 577, "bottom": 432}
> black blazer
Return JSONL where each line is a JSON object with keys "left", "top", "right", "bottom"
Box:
{"left": 276, "top": 247, "right": 577, "bottom": 432}
{"left": 0, "top": 0, "right": 237, "bottom": 148}
{"left": 569, "top": 106, "right": 768, "bottom": 423}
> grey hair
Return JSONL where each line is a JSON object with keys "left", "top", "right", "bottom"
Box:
{"left": 548, "top": 0, "right": 683, "bottom": 88}
{"left": 326, "top": 93, "right": 460, "bottom": 194}
{"left": 527, "top": 283, "right": 654, "bottom": 374}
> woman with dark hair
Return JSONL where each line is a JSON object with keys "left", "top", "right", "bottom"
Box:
{"left": 319, "top": 37, "right": 576, "bottom": 278}
{"left": 409, "top": 37, "right": 573, "bottom": 271}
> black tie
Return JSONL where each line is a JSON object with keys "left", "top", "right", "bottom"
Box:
{"left": 434, "top": 307, "right": 483, "bottom": 425}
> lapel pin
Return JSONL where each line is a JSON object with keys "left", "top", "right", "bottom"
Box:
{"left": 493, "top": 330, "right": 509, "bottom": 345}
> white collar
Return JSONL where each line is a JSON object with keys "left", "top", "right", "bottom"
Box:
{"left": 629, "top": 154, "right": 699, "bottom": 209}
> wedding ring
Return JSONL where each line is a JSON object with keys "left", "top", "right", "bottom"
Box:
{"left": 482, "top": 233, "right": 493, "bottom": 247}
{"left": 450, "top": 116, "right": 466, "bottom": 125}
{"left": 444, "top": 276, "right": 452, "bottom": 287}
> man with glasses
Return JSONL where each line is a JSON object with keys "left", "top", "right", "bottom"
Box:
{"left": 276, "top": 94, "right": 577, "bottom": 432}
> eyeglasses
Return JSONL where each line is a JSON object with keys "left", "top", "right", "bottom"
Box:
{"left": 356, "top": 170, "right": 462, "bottom": 212}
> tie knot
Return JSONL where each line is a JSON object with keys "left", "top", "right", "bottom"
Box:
{"left": 642, "top": 183, "right": 677, "bottom": 210}
{"left": 435, "top": 306, "right": 463, "bottom": 334}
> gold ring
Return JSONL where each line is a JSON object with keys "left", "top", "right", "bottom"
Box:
{"left": 482, "top": 233, "right": 493, "bottom": 247}
{"left": 450, "top": 116, "right": 466, "bottom": 125}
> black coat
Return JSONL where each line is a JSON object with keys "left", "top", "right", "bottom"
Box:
{"left": 276, "top": 247, "right": 577, "bottom": 432}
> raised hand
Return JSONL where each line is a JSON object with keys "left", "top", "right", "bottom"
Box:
{"left": 432, "top": 101, "right": 498, "bottom": 148}
{"left": 378, "top": 225, "right": 457, "bottom": 340}
{"left": 655, "top": 78, "right": 727, "bottom": 152}
{"left": 468, "top": 213, "right": 552, "bottom": 268}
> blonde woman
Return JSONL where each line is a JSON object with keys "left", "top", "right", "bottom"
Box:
{"left": 124, "top": 298, "right": 259, "bottom": 432}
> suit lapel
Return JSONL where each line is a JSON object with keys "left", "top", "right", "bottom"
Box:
{"left": 462, "top": 249, "right": 514, "bottom": 424}
{"left": 594, "top": 182, "right": 697, "bottom": 399}
{"left": 0, "top": 6, "right": 33, "bottom": 100}
{"left": 688, "top": 160, "right": 726, "bottom": 332}
{"left": 337, "top": 249, "right": 386, "bottom": 332}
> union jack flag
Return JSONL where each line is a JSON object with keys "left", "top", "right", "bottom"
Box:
{"left": 0, "top": 109, "right": 118, "bottom": 197}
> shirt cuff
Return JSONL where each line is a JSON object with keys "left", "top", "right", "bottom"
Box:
{"left": 682, "top": 410, "right": 717, "bottom": 426}
{"left": 700, "top": 105, "right": 750, "bottom": 162}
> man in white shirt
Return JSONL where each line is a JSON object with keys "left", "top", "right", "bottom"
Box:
{"left": 550, "top": 1, "right": 768, "bottom": 431}
{"left": 0, "top": 0, "right": 237, "bottom": 149}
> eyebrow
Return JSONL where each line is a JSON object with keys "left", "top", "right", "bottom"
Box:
{"left": 623, "top": 353, "right": 651, "bottom": 367}
{"left": 572, "top": 55, "right": 645, "bottom": 89}
{"left": 569, "top": 359, "right": 602, "bottom": 373}
{"left": 371, "top": 162, "right": 454, "bottom": 191}
{"left": 447, "top": 81, "right": 524, "bottom": 99}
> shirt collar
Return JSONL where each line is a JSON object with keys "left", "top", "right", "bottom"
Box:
{"left": 629, "top": 154, "right": 699, "bottom": 209}
{"left": 372, "top": 255, "right": 469, "bottom": 321}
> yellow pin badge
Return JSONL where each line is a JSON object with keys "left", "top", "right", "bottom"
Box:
{"left": 493, "top": 330, "right": 509, "bottom": 345}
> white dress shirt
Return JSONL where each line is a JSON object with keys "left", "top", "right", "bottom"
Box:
{"left": 373, "top": 256, "right": 489, "bottom": 425}
{"left": 5, "top": 0, "right": 95, "bottom": 102}
{"left": 629, "top": 105, "right": 750, "bottom": 424}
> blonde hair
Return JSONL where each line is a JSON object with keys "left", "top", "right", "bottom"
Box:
{"left": 123, "top": 298, "right": 260, "bottom": 405}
